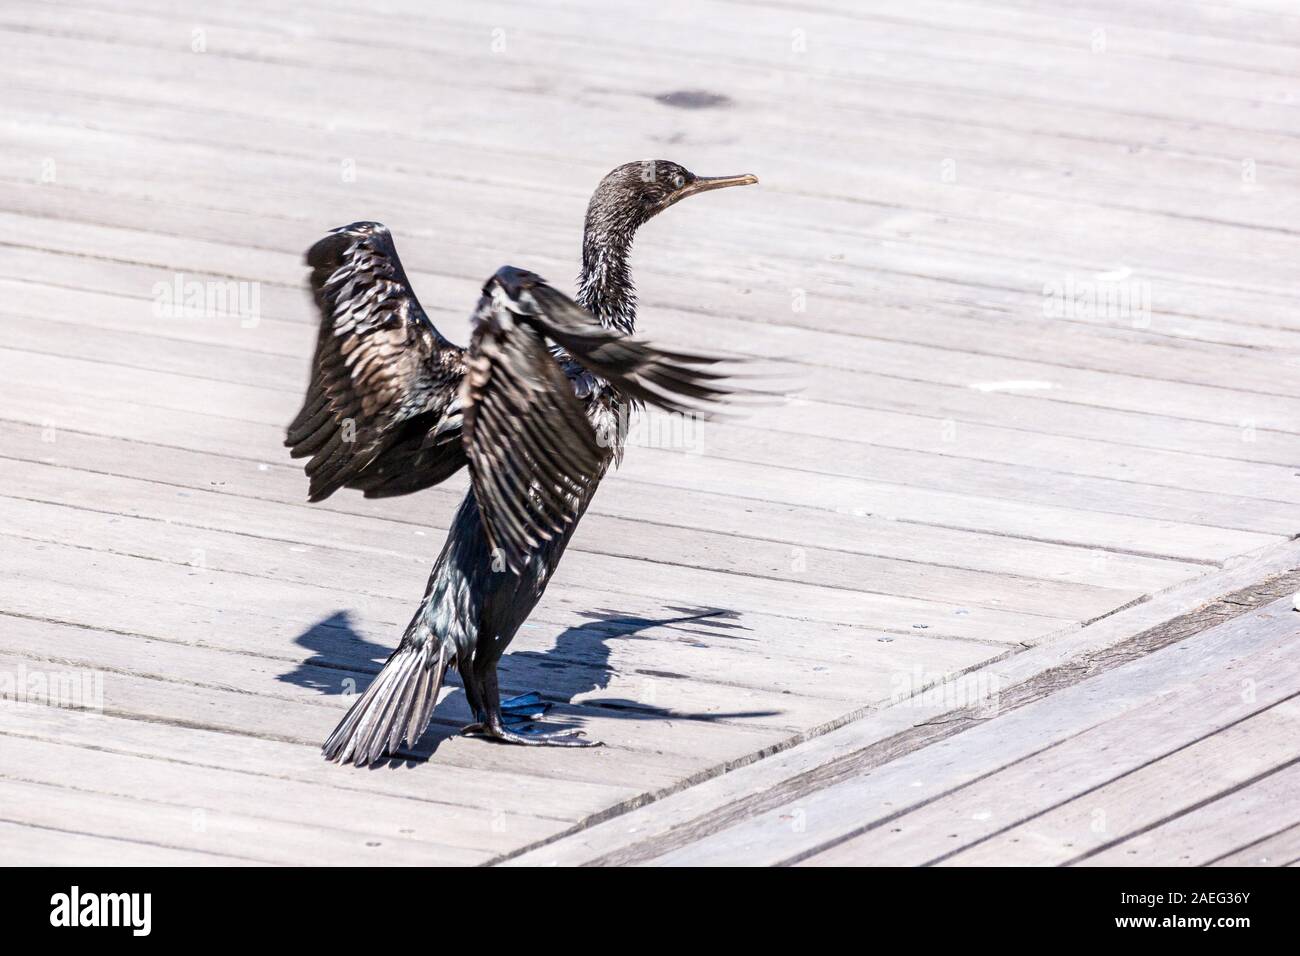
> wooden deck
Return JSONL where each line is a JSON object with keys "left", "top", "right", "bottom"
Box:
{"left": 0, "top": 0, "right": 1297, "bottom": 866}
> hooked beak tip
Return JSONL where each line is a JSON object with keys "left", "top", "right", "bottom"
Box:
{"left": 668, "top": 173, "right": 760, "bottom": 206}
{"left": 700, "top": 173, "right": 759, "bottom": 189}
{"left": 649, "top": 171, "right": 759, "bottom": 217}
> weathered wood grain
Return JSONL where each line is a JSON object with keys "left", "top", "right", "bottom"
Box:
{"left": 0, "top": 818, "right": 258, "bottom": 866}
{"left": 1, "top": 0, "right": 1295, "bottom": 864}
{"left": 648, "top": 605, "right": 1300, "bottom": 866}
{"left": 1078, "top": 763, "right": 1300, "bottom": 867}
{"left": 1208, "top": 822, "right": 1300, "bottom": 867}
{"left": 801, "top": 619, "right": 1300, "bottom": 864}
{"left": 508, "top": 576, "right": 1300, "bottom": 865}
{"left": 944, "top": 703, "right": 1300, "bottom": 866}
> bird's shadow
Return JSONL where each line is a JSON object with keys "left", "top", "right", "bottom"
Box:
{"left": 277, "top": 610, "right": 390, "bottom": 695}
{"left": 279, "top": 605, "right": 780, "bottom": 765}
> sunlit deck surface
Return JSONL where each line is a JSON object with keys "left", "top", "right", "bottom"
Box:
{"left": 1, "top": 0, "right": 1297, "bottom": 866}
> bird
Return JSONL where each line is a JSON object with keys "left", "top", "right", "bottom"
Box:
{"left": 285, "top": 160, "right": 758, "bottom": 765}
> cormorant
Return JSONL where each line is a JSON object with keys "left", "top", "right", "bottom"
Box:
{"left": 286, "top": 161, "right": 758, "bottom": 765}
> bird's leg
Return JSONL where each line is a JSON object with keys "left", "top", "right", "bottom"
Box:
{"left": 458, "top": 662, "right": 490, "bottom": 738}
{"left": 457, "top": 664, "right": 564, "bottom": 739}
{"left": 477, "top": 668, "right": 601, "bottom": 748}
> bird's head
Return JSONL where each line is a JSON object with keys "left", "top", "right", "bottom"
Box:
{"left": 579, "top": 160, "right": 757, "bottom": 331}
{"left": 585, "top": 160, "right": 758, "bottom": 238}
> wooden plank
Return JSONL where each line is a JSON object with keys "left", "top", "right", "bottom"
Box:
{"left": 668, "top": 655, "right": 1300, "bottom": 866}
{"left": 799, "top": 632, "right": 1300, "bottom": 864}
{"left": 0, "top": 609, "right": 845, "bottom": 741}
{"left": 7, "top": 201, "right": 1300, "bottom": 463}
{"left": 19, "top": 0, "right": 1300, "bottom": 108}
{"left": 0, "top": 650, "right": 751, "bottom": 794}
{"left": 6, "top": 324, "right": 1297, "bottom": 540}
{"left": 504, "top": 557, "right": 1300, "bottom": 864}
{"left": 734, "top": 0, "right": 1300, "bottom": 75}
{"left": 6, "top": 252, "right": 1295, "bottom": 470}
{"left": 7, "top": 127, "right": 1300, "bottom": 352}
{"left": 514, "top": 589, "right": 1298, "bottom": 865}
{"left": 2, "top": 444, "right": 1198, "bottom": 599}
{"left": 0, "top": 818, "right": 254, "bottom": 866}
{"left": 7, "top": 117, "right": 1298, "bottom": 297}
{"left": 0, "top": 525, "right": 1002, "bottom": 706}
{"left": 0, "top": 524, "right": 1061, "bottom": 645}
{"left": 10, "top": 264, "right": 1300, "bottom": 522}
{"left": 1078, "top": 763, "right": 1300, "bottom": 866}
{"left": 7, "top": 310, "right": 1299, "bottom": 510}
{"left": 0, "top": 455, "right": 1135, "bottom": 626}
{"left": 1208, "top": 823, "right": 1300, "bottom": 867}
{"left": 0, "top": 698, "right": 632, "bottom": 822}
{"left": 5, "top": 189, "right": 1294, "bottom": 452}
{"left": 0, "top": 775, "right": 490, "bottom": 865}
{"left": 941, "top": 704, "right": 1300, "bottom": 865}
{"left": 5, "top": 380, "right": 1279, "bottom": 562}
{"left": 2, "top": 35, "right": 1300, "bottom": 317}
{"left": 2, "top": 0, "right": 1297, "bottom": 867}
{"left": 6, "top": 186, "right": 1300, "bottom": 417}
{"left": 5, "top": 41, "right": 1294, "bottom": 303}
{"left": 0, "top": 731, "right": 553, "bottom": 856}
{"left": 20, "top": 0, "right": 1300, "bottom": 144}
{"left": 959, "top": 0, "right": 1300, "bottom": 46}
{"left": 9, "top": 0, "right": 1300, "bottom": 160}
{"left": 10, "top": 90, "right": 1300, "bottom": 345}
{"left": 0, "top": 421, "right": 1222, "bottom": 593}
{"left": 0, "top": 429, "right": 1215, "bottom": 598}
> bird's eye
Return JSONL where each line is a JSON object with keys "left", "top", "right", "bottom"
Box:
{"left": 671, "top": 173, "right": 685, "bottom": 188}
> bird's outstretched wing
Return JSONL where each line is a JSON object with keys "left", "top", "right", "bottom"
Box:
{"left": 461, "top": 267, "right": 731, "bottom": 572}
{"left": 286, "top": 222, "right": 468, "bottom": 501}
{"left": 287, "top": 230, "right": 733, "bottom": 567}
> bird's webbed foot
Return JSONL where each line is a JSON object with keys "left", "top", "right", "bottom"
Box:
{"left": 499, "top": 691, "right": 551, "bottom": 725}
{"left": 487, "top": 722, "right": 602, "bottom": 748}
{"left": 459, "top": 691, "right": 602, "bottom": 748}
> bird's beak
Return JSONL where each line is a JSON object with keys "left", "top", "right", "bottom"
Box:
{"left": 655, "top": 173, "right": 759, "bottom": 214}
{"left": 677, "top": 173, "right": 759, "bottom": 202}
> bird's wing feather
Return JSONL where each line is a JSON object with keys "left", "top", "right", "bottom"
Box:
{"left": 526, "top": 281, "right": 731, "bottom": 413}
{"left": 461, "top": 267, "right": 733, "bottom": 572}
{"left": 286, "top": 222, "right": 468, "bottom": 501}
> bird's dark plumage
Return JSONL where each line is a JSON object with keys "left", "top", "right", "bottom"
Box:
{"left": 288, "top": 162, "right": 758, "bottom": 765}
{"left": 287, "top": 223, "right": 466, "bottom": 502}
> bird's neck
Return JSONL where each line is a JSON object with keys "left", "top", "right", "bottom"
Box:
{"left": 577, "top": 219, "right": 638, "bottom": 335}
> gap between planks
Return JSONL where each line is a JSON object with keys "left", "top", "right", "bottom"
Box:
{"left": 495, "top": 539, "right": 1300, "bottom": 865}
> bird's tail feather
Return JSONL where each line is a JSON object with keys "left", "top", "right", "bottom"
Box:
{"left": 322, "top": 639, "right": 451, "bottom": 766}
